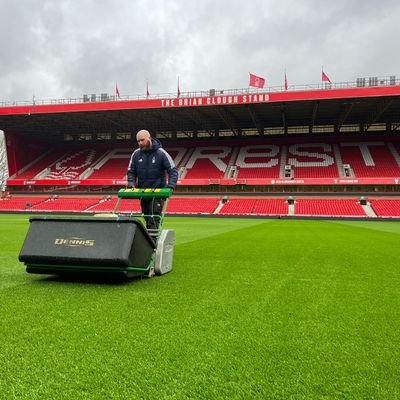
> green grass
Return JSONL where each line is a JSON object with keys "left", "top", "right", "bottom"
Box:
{"left": 1, "top": 214, "right": 400, "bottom": 399}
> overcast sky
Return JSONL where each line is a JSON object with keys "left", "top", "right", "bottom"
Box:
{"left": 1, "top": 0, "right": 399, "bottom": 102}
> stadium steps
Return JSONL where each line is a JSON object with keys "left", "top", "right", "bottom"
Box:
{"left": 388, "top": 142, "right": 400, "bottom": 167}
{"left": 361, "top": 203, "right": 377, "bottom": 218}
{"left": 85, "top": 198, "right": 108, "bottom": 212}
{"left": 213, "top": 200, "right": 225, "bottom": 214}
{"left": 178, "top": 166, "right": 187, "bottom": 179}
{"left": 79, "top": 167, "right": 94, "bottom": 179}
{"left": 279, "top": 145, "right": 287, "bottom": 178}
{"left": 178, "top": 147, "right": 195, "bottom": 169}
{"left": 17, "top": 150, "right": 53, "bottom": 179}
{"left": 29, "top": 197, "right": 53, "bottom": 209}
{"left": 224, "top": 147, "right": 239, "bottom": 178}
{"left": 333, "top": 144, "right": 345, "bottom": 177}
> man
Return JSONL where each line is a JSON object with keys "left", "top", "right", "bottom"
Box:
{"left": 127, "top": 129, "right": 178, "bottom": 232}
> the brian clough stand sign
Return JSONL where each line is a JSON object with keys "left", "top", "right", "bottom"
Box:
{"left": 161, "top": 93, "right": 270, "bottom": 108}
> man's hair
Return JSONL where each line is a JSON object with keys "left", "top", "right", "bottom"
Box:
{"left": 136, "top": 129, "right": 151, "bottom": 138}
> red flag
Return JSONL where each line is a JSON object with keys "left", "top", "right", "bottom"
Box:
{"left": 177, "top": 77, "right": 181, "bottom": 97}
{"left": 284, "top": 72, "right": 288, "bottom": 91}
{"left": 115, "top": 82, "right": 120, "bottom": 98}
{"left": 146, "top": 80, "right": 150, "bottom": 97}
{"left": 249, "top": 73, "right": 265, "bottom": 88}
{"left": 322, "top": 70, "right": 331, "bottom": 83}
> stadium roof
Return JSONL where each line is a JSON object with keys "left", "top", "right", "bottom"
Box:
{"left": 1, "top": 83, "right": 400, "bottom": 139}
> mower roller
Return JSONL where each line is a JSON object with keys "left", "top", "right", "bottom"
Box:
{"left": 19, "top": 188, "right": 175, "bottom": 278}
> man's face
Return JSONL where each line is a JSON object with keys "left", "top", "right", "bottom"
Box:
{"left": 137, "top": 133, "right": 152, "bottom": 150}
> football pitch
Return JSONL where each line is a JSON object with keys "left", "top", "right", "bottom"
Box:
{"left": 0, "top": 214, "right": 399, "bottom": 399}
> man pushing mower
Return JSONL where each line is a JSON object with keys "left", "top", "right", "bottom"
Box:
{"left": 127, "top": 129, "right": 178, "bottom": 231}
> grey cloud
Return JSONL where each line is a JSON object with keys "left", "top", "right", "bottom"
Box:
{"left": 1, "top": 0, "right": 400, "bottom": 102}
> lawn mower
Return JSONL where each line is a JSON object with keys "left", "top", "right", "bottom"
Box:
{"left": 19, "top": 188, "right": 174, "bottom": 279}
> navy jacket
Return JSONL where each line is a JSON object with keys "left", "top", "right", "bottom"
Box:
{"left": 127, "top": 138, "right": 178, "bottom": 189}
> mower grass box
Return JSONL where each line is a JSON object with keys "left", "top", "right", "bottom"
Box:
{"left": 19, "top": 216, "right": 155, "bottom": 277}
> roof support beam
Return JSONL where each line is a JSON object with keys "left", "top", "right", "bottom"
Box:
{"left": 246, "top": 105, "right": 264, "bottom": 135}
{"left": 392, "top": 122, "right": 400, "bottom": 131}
{"left": 334, "top": 102, "right": 354, "bottom": 133}
{"left": 151, "top": 113, "right": 180, "bottom": 133}
{"left": 309, "top": 101, "right": 319, "bottom": 133}
{"left": 116, "top": 109, "right": 148, "bottom": 133}
{"left": 158, "top": 108, "right": 193, "bottom": 138}
{"left": 281, "top": 107, "right": 287, "bottom": 134}
{"left": 185, "top": 109, "right": 214, "bottom": 136}
{"left": 363, "top": 98, "right": 394, "bottom": 132}
{"left": 215, "top": 108, "right": 239, "bottom": 136}
{"left": 170, "top": 107, "right": 216, "bottom": 137}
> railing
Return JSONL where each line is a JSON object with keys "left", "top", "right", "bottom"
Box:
{"left": 0, "top": 76, "right": 398, "bottom": 108}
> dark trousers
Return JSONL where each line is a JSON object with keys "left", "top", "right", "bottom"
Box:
{"left": 141, "top": 198, "right": 165, "bottom": 230}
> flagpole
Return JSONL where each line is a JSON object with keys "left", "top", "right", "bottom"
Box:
{"left": 284, "top": 68, "right": 288, "bottom": 91}
{"left": 321, "top": 66, "right": 331, "bottom": 87}
{"left": 321, "top": 65, "right": 324, "bottom": 89}
{"left": 116, "top": 80, "right": 120, "bottom": 100}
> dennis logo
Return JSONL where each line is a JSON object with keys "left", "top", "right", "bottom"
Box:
{"left": 54, "top": 238, "right": 95, "bottom": 247}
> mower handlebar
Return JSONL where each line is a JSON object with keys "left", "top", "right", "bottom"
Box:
{"left": 118, "top": 187, "right": 173, "bottom": 200}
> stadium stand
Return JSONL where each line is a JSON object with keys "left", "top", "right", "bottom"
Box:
{"left": 218, "top": 198, "right": 289, "bottom": 216}
{"left": 2, "top": 194, "right": 400, "bottom": 219}
{"left": 234, "top": 144, "right": 281, "bottom": 179}
{"left": 87, "top": 197, "right": 142, "bottom": 214}
{"left": 80, "top": 196, "right": 219, "bottom": 215}
{"left": 13, "top": 147, "right": 108, "bottom": 180}
{"left": 0, "top": 194, "right": 265, "bottom": 215}
{"left": 219, "top": 198, "right": 257, "bottom": 215}
{"left": 253, "top": 198, "right": 289, "bottom": 215}
{"left": 294, "top": 199, "right": 367, "bottom": 217}
{"left": 0, "top": 196, "right": 49, "bottom": 211}
{"left": 184, "top": 146, "right": 231, "bottom": 179}
{"left": 339, "top": 142, "right": 400, "bottom": 177}
{"left": 167, "top": 197, "right": 220, "bottom": 214}
{"left": 2, "top": 80, "right": 400, "bottom": 220}
{"left": 88, "top": 158, "right": 129, "bottom": 179}
{"left": 8, "top": 138, "right": 400, "bottom": 184}
{"left": 88, "top": 197, "right": 120, "bottom": 213}
{"left": 114, "top": 199, "right": 142, "bottom": 213}
{"left": 29, "top": 196, "right": 104, "bottom": 212}
{"left": 369, "top": 199, "right": 400, "bottom": 217}
{"left": 285, "top": 143, "right": 339, "bottom": 178}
